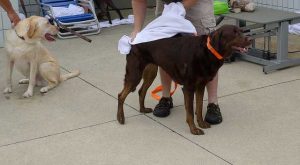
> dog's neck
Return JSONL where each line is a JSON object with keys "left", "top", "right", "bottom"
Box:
{"left": 206, "top": 36, "right": 223, "bottom": 60}
{"left": 208, "top": 31, "right": 233, "bottom": 59}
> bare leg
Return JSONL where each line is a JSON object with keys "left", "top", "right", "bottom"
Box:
{"left": 159, "top": 67, "right": 172, "bottom": 98}
{"left": 205, "top": 73, "right": 222, "bottom": 124}
{"left": 206, "top": 73, "right": 218, "bottom": 104}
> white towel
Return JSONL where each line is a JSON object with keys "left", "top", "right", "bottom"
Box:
{"left": 118, "top": 2, "right": 196, "bottom": 55}
{"left": 52, "top": 4, "right": 84, "bottom": 17}
{"left": 100, "top": 15, "right": 134, "bottom": 28}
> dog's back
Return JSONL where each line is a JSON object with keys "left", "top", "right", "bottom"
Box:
{"left": 130, "top": 35, "right": 222, "bottom": 85}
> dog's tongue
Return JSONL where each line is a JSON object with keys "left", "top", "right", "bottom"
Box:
{"left": 45, "top": 33, "right": 55, "bottom": 42}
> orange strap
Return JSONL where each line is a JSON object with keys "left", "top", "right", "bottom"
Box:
{"left": 151, "top": 82, "right": 178, "bottom": 101}
{"left": 207, "top": 36, "right": 223, "bottom": 60}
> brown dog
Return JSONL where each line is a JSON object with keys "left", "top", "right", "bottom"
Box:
{"left": 117, "top": 25, "right": 252, "bottom": 135}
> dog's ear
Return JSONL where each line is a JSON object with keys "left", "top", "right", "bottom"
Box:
{"left": 27, "top": 17, "right": 37, "bottom": 38}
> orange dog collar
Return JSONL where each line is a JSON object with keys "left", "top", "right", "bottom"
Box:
{"left": 207, "top": 36, "right": 223, "bottom": 60}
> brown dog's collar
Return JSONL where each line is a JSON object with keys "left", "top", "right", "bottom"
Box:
{"left": 206, "top": 36, "right": 223, "bottom": 60}
{"left": 15, "top": 29, "right": 25, "bottom": 40}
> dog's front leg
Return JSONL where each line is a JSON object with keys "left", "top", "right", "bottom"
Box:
{"left": 196, "top": 84, "right": 210, "bottom": 129}
{"left": 182, "top": 86, "right": 204, "bottom": 135}
{"left": 23, "top": 60, "right": 37, "bottom": 98}
{"left": 3, "top": 60, "right": 14, "bottom": 94}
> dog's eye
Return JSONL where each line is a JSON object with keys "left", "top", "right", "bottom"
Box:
{"left": 48, "top": 20, "right": 55, "bottom": 25}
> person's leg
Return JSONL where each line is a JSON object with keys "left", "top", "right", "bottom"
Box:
{"left": 205, "top": 73, "right": 222, "bottom": 124}
{"left": 206, "top": 74, "right": 218, "bottom": 104}
{"left": 153, "top": 0, "right": 173, "bottom": 117}
{"left": 186, "top": 0, "right": 222, "bottom": 124}
{"left": 160, "top": 68, "right": 171, "bottom": 98}
{"left": 152, "top": 67, "right": 173, "bottom": 117}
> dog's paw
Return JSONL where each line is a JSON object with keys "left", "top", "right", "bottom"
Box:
{"left": 190, "top": 127, "right": 204, "bottom": 135}
{"left": 3, "top": 87, "right": 12, "bottom": 94}
{"left": 140, "top": 108, "right": 153, "bottom": 113}
{"left": 198, "top": 121, "right": 211, "bottom": 129}
{"left": 18, "top": 79, "right": 29, "bottom": 84}
{"left": 117, "top": 110, "right": 125, "bottom": 124}
{"left": 23, "top": 90, "right": 33, "bottom": 98}
{"left": 40, "top": 87, "right": 48, "bottom": 93}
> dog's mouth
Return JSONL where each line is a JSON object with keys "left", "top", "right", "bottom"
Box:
{"left": 231, "top": 37, "right": 252, "bottom": 53}
{"left": 44, "top": 33, "right": 56, "bottom": 42}
{"left": 232, "top": 46, "right": 249, "bottom": 53}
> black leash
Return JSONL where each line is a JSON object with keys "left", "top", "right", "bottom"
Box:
{"left": 47, "top": 15, "right": 92, "bottom": 43}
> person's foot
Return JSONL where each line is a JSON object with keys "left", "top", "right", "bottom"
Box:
{"left": 153, "top": 97, "right": 173, "bottom": 117}
{"left": 205, "top": 103, "right": 222, "bottom": 124}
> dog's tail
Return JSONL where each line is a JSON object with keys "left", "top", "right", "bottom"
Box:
{"left": 60, "top": 70, "right": 80, "bottom": 82}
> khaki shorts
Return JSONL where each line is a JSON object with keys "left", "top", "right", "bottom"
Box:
{"left": 155, "top": 0, "right": 216, "bottom": 35}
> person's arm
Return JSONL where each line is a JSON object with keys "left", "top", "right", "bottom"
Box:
{"left": 0, "top": 0, "right": 20, "bottom": 26}
{"left": 131, "top": 0, "right": 147, "bottom": 38}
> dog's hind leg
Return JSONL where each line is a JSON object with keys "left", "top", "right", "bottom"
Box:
{"left": 196, "top": 84, "right": 210, "bottom": 129}
{"left": 40, "top": 81, "right": 59, "bottom": 93}
{"left": 39, "top": 63, "right": 60, "bottom": 93}
{"left": 138, "top": 64, "right": 158, "bottom": 113}
{"left": 182, "top": 86, "right": 204, "bottom": 135}
{"left": 118, "top": 55, "right": 145, "bottom": 124}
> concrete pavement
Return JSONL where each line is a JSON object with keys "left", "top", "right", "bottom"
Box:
{"left": 0, "top": 10, "right": 299, "bottom": 165}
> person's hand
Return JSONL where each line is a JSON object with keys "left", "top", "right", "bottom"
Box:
{"left": 130, "top": 30, "right": 139, "bottom": 42}
{"left": 7, "top": 11, "right": 20, "bottom": 27}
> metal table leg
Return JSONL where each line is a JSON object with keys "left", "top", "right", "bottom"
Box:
{"left": 263, "top": 21, "right": 300, "bottom": 73}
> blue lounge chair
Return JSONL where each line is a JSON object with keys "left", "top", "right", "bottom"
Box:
{"left": 39, "top": 0, "right": 101, "bottom": 39}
